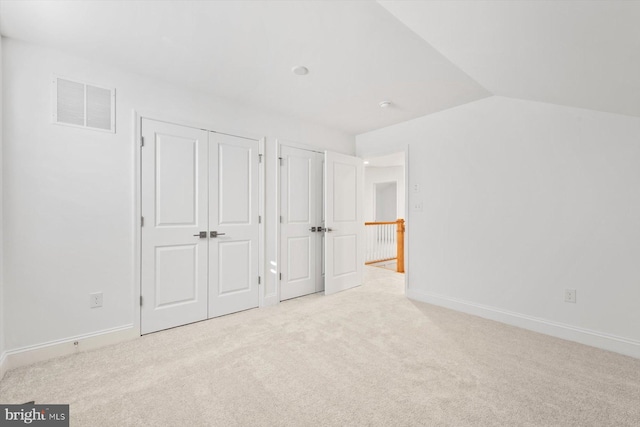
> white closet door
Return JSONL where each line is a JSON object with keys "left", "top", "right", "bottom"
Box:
{"left": 141, "top": 119, "right": 209, "bottom": 334}
{"left": 324, "top": 151, "right": 364, "bottom": 295}
{"left": 208, "top": 132, "right": 260, "bottom": 317}
{"left": 280, "top": 146, "right": 324, "bottom": 301}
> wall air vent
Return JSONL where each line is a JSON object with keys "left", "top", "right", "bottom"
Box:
{"left": 52, "top": 76, "right": 115, "bottom": 133}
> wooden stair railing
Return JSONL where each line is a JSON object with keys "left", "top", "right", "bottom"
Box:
{"left": 364, "top": 218, "right": 405, "bottom": 273}
{"left": 396, "top": 218, "right": 405, "bottom": 273}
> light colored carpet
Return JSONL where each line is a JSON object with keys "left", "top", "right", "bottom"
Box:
{"left": 369, "top": 260, "right": 398, "bottom": 271}
{"left": 1, "top": 267, "right": 639, "bottom": 426}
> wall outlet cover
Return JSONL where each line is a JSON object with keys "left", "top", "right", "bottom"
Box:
{"left": 564, "top": 289, "right": 577, "bottom": 303}
{"left": 90, "top": 292, "right": 103, "bottom": 308}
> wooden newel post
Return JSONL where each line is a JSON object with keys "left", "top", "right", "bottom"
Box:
{"left": 396, "top": 218, "right": 405, "bottom": 273}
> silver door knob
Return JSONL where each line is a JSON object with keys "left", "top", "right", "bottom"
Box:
{"left": 210, "top": 231, "right": 226, "bottom": 238}
{"left": 193, "top": 231, "right": 207, "bottom": 238}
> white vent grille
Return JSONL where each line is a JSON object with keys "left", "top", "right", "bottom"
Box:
{"left": 53, "top": 76, "right": 115, "bottom": 132}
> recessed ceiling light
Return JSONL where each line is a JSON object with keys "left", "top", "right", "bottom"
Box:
{"left": 292, "top": 66, "right": 309, "bottom": 76}
{"left": 379, "top": 100, "right": 392, "bottom": 108}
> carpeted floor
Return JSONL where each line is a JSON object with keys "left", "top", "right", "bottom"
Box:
{"left": 1, "top": 267, "right": 639, "bottom": 426}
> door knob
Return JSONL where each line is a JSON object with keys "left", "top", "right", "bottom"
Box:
{"left": 325, "top": 228, "right": 333, "bottom": 233}
{"left": 193, "top": 231, "right": 207, "bottom": 238}
{"left": 210, "top": 231, "right": 226, "bottom": 238}
{"left": 316, "top": 227, "right": 324, "bottom": 232}
{"left": 310, "top": 227, "right": 317, "bottom": 232}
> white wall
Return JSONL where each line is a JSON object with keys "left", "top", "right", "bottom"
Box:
{"left": 357, "top": 96, "right": 640, "bottom": 357}
{"left": 364, "top": 166, "right": 405, "bottom": 222}
{"left": 2, "top": 39, "right": 354, "bottom": 352}
{"left": 0, "top": 36, "right": 5, "bottom": 374}
{"left": 375, "top": 182, "right": 397, "bottom": 222}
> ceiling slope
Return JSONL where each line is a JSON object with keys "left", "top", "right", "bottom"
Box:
{"left": 379, "top": 0, "right": 640, "bottom": 118}
{"left": 0, "top": 0, "right": 490, "bottom": 135}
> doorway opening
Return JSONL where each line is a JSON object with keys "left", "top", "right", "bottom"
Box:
{"left": 363, "top": 151, "right": 406, "bottom": 274}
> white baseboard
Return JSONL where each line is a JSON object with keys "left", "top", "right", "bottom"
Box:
{"left": 1, "top": 325, "right": 138, "bottom": 376}
{"left": 406, "top": 288, "right": 640, "bottom": 359}
{"left": 0, "top": 351, "right": 8, "bottom": 381}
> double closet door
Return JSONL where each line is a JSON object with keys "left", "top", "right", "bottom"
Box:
{"left": 141, "top": 119, "right": 259, "bottom": 334}
{"left": 280, "top": 145, "right": 365, "bottom": 300}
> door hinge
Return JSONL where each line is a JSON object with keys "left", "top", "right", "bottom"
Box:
{"left": 279, "top": 216, "right": 283, "bottom": 223}
{"left": 258, "top": 153, "right": 263, "bottom": 163}
{"left": 141, "top": 216, "right": 144, "bottom": 227}
{"left": 279, "top": 156, "right": 283, "bottom": 166}
{"left": 258, "top": 276, "right": 261, "bottom": 285}
{"left": 279, "top": 273, "right": 282, "bottom": 281}
{"left": 141, "top": 136, "right": 145, "bottom": 147}
{"left": 258, "top": 215, "right": 262, "bottom": 224}
{"left": 140, "top": 296, "right": 143, "bottom": 306}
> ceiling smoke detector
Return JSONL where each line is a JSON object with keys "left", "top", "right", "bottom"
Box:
{"left": 379, "top": 100, "right": 392, "bottom": 108}
{"left": 292, "top": 66, "right": 309, "bottom": 76}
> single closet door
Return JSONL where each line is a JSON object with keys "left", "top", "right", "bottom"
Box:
{"left": 208, "top": 132, "right": 260, "bottom": 317}
{"left": 141, "top": 119, "right": 209, "bottom": 334}
{"left": 280, "top": 145, "right": 324, "bottom": 301}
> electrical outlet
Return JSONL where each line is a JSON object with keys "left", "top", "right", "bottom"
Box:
{"left": 564, "top": 289, "right": 576, "bottom": 303}
{"left": 412, "top": 200, "right": 423, "bottom": 212}
{"left": 90, "top": 292, "right": 103, "bottom": 308}
{"left": 412, "top": 183, "right": 420, "bottom": 193}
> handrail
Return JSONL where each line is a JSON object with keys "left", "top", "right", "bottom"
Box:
{"left": 364, "top": 218, "right": 404, "bottom": 273}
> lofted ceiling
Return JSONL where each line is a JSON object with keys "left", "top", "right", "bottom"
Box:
{"left": 0, "top": 0, "right": 489, "bottom": 135}
{"left": 379, "top": 0, "right": 640, "bottom": 118}
{"left": 1, "top": 1, "right": 638, "bottom": 136}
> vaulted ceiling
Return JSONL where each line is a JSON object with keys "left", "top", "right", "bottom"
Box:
{"left": 1, "top": 1, "right": 638, "bottom": 136}
{"left": 379, "top": 0, "right": 640, "bottom": 119}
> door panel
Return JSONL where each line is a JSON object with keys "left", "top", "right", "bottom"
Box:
{"left": 209, "top": 132, "right": 259, "bottom": 317}
{"left": 154, "top": 244, "right": 199, "bottom": 307}
{"left": 325, "top": 151, "right": 364, "bottom": 295}
{"left": 288, "top": 236, "right": 311, "bottom": 281}
{"left": 332, "top": 162, "right": 358, "bottom": 221}
{"left": 219, "top": 143, "right": 251, "bottom": 224}
{"left": 141, "top": 119, "right": 208, "bottom": 334}
{"left": 218, "top": 240, "right": 252, "bottom": 295}
{"left": 332, "top": 235, "right": 358, "bottom": 276}
{"left": 155, "top": 135, "right": 199, "bottom": 226}
{"left": 280, "top": 146, "right": 324, "bottom": 301}
{"left": 288, "top": 156, "right": 311, "bottom": 223}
